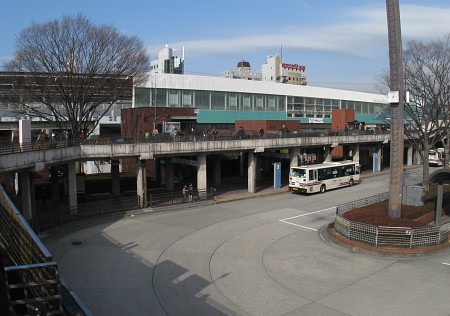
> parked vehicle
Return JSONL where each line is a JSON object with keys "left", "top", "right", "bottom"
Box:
{"left": 428, "top": 148, "right": 444, "bottom": 167}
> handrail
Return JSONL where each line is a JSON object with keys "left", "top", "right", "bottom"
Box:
{"left": 0, "top": 129, "right": 390, "bottom": 156}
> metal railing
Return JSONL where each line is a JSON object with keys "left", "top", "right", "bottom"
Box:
{"left": 0, "top": 184, "right": 63, "bottom": 314}
{"left": 147, "top": 188, "right": 216, "bottom": 208}
{"left": 0, "top": 128, "right": 390, "bottom": 155}
{"left": 38, "top": 196, "right": 142, "bottom": 232}
{"left": 334, "top": 192, "right": 450, "bottom": 248}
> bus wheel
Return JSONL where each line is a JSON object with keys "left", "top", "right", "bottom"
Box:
{"left": 320, "top": 185, "right": 326, "bottom": 193}
{"left": 349, "top": 179, "right": 354, "bottom": 187}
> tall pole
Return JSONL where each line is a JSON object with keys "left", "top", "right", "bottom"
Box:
{"left": 386, "top": 0, "right": 404, "bottom": 218}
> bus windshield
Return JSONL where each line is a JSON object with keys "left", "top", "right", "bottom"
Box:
{"left": 291, "top": 168, "right": 306, "bottom": 178}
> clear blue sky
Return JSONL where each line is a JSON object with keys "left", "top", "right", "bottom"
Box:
{"left": 1, "top": 0, "right": 449, "bottom": 93}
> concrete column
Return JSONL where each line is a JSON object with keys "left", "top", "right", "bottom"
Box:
{"left": 165, "top": 158, "right": 174, "bottom": 191}
{"left": 19, "top": 171, "right": 33, "bottom": 221}
{"left": 137, "top": 160, "right": 147, "bottom": 208}
{"left": 352, "top": 144, "right": 360, "bottom": 163}
{"left": 3, "top": 172, "right": 16, "bottom": 197}
{"left": 197, "top": 154, "right": 207, "bottom": 199}
{"left": 248, "top": 152, "right": 256, "bottom": 193}
{"left": 50, "top": 167, "right": 60, "bottom": 201}
{"left": 256, "top": 158, "right": 261, "bottom": 181}
{"left": 154, "top": 158, "right": 161, "bottom": 186}
{"left": 414, "top": 150, "right": 422, "bottom": 165}
{"left": 324, "top": 146, "right": 333, "bottom": 162}
{"left": 213, "top": 158, "right": 221, "bottom": 186}
{"left": 377, "top": 145, "right": 382, "bottom": 172}
{"left": 290, "top": 148, "right": 299, "bottom": 168}
{"left": 67, "top": 161, "right": 78, "bottom": 212}
{"left": 406, "top": 146, "right": 413, "bottom": 166}
{"left": 436, "top": 183, "right": 443, "bottom": 226}
{"left": 240, "top": 152, "right": 245, "bottom": 177}
{"left": 111, "top": 160, "right": 120, "bottom": 196}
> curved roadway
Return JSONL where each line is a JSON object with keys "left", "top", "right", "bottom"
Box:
{"left": 44, "top": 167, "right": 450, "bottom": 316}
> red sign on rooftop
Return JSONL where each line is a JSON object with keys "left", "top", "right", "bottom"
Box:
{"left": 282, "top": 63, "right": 306, "bottom": 71}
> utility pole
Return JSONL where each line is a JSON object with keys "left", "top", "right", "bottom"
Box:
{"left": 386, "top": 0, "right": 404, "bottom": 218}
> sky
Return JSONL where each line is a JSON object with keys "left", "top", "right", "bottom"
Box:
{"left": 1, "top": 0, "right": 449, "bottom": 94}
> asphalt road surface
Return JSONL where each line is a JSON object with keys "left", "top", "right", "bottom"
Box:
{"left": 44, "top": 167, "right": 450, "bottom": 316}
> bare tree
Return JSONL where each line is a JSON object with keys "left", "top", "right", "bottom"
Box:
{"left": 3, "top": 14, "right": 150, "bottom": 139}
{"left": 403, "top": 35, "right": 450, "bottom": 187}
{"left": 376, "top": 35, "right": 450, "bottom": 187}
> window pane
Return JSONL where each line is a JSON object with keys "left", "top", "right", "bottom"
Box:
{"left": 211, "top": 92, "right": 225, "bottom": 110}
{"left": 228, "top": 93, "right": 238, "bottom": 110}
{"left": 182, "top": 91, "right": 193, "bottom": 107}
{"left": 195, "top": 90, "right": 210, "bottom": 109}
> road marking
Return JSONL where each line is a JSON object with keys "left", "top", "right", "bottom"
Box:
{"left": 279, "top": 207, "right": 336, "bottom": 221}
{"left": 278, "top": 219, "right": 318, "bottom": 231}
{"left": 443, "top": 263, "right": 450, "bottom": 266}
{"left": 278, "top": 207, "right": 336, "bottom": 231}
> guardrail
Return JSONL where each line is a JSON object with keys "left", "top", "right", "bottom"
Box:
{"left": 0, "top": 184, "right": 63, "bottom": 314}
{"left": 335, "top": 193, "right": 450, "bottom": 248}
{"left": 0, "top": 128, "right": 390, "bottom": 156}
{"left": 38, "top": 196, "right": 142, "bottom": 232}
{"left": 38, "top": 188, "right": 216, "bottom": 231}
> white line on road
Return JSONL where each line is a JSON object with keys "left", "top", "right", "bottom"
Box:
{"left": 279, "top": 207, "right": 336, "bottom": 221}
{"left": 278, "top": 220, "right": 318, "bottom": 231}
{"left": 278, "top": 207, "right": 336, "bottom": 231}
{"left": 443, "top": 263, "right": 450, "bottom": 266}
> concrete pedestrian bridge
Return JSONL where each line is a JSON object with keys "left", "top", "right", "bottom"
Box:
{"left": 0, "top": 132, "right": 397, "bottom": 232}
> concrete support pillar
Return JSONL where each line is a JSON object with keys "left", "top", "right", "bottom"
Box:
{"left": 414, "top": 150, "right": 422, "bottom": 165}
{"left": 290, "top": 148, "right": 299, "bottom": 168}
{"left": 436, "top": 183, "right": 443, "bottom": 226}
{"left": 377, "top": 145, "right": 382, "bottom": 172}
{"left": 240, "top": 152, "right": 245, "bottom": 177}
{"left": 67, "top": 161, "right": 78, "bottom": 212}
{"left": 50, "top": 167, "right": 60, "bottom": 201}
{"left": 213, "top": 158, "right": 221, "bottom": 186}
{"left": 154, "top": 158, "right": 161, "bottom": 186}
{"left": 256, "top": 158, "right": 261, "bottom": 181}
{"left": 19, "top": 171, "right": 33, "bottom": 221}
{"left": 165, "top": 158, "right": 174, "bottom": 191}
{"left": 3, "top": 172, "right": 16, "bottom": 197}
{"left": 324, "top": 146, "right": 333, "bottom": 162}
{"left": 248, "top": 152, "right": 256, "bottom": 193}
{"left": 352, "top": 144, "right": 360, "bottom": 163}
{"left": 406, "top": 146, "right": 413, "bottom": 166}
{"left": 137, "top": 160, "right": 147, "bottom": 208}
{"left": 111, "top": 160, "right": 120, "bottom": 196}
{"left": 197, "top": 154, "right": 207, "bottom": 199}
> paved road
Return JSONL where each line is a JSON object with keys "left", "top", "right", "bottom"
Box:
{"left": 43, "top": 167, "right": 450, "bottom": 316}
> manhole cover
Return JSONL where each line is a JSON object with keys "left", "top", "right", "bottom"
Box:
{"left": 71, "top": 241, "right": 82, "bottom": 245}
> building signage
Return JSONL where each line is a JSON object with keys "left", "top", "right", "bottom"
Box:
{"left": 282, "top": 63, "right": 306, "bottom": 72}
{"left": 309, "top": 118, "right": 323, "bottom": 123}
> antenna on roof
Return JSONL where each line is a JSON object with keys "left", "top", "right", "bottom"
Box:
{"left": 280, "top": 44, "right": 283, "bottom": 62}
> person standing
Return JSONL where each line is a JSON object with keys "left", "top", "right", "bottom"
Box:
{"left": 188, "top": 183, "right": 193, "bottom": 201}
{"left": 258, "top": 127, "right": 264, "bottom": 138}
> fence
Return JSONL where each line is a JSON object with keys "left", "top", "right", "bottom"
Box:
{"left": 147, "top": 188, "right": 216, "bottom": 208}
{"left": 335, "top": 193, "right": 450, "bottom": 248}
{"left": 0, "top": 184, "right": 63, "bottom": 314}
{"left": 38, "top": 196, "right": 142, "bottom": 232}
{"left": 38, "top": 188, "right": 216, "bottom": 232}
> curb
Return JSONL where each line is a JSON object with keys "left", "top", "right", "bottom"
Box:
{"left": 210, "top": 188, "right": 289, "bottom": 204}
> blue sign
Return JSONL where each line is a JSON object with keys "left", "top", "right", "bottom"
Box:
{"left": 274, "top": 162, "right": 281, "bottom": 189}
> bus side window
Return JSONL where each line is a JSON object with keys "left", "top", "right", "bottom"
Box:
{"left": 309, "top": 170, "right": 315, "bottom": 181}
{"left": 318, "top": 169, "right": 325, "bottom": 181}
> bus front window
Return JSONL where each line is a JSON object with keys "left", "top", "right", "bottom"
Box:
{"left": 291, "top": 168, "right": 306, "bottom": 178}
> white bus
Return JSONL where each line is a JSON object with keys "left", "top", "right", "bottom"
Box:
{"left": 428, "top": 148, "right": 444, "bottom": 167}
{"left": 289, "top": 160, "right": 360, "bottom": 194}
